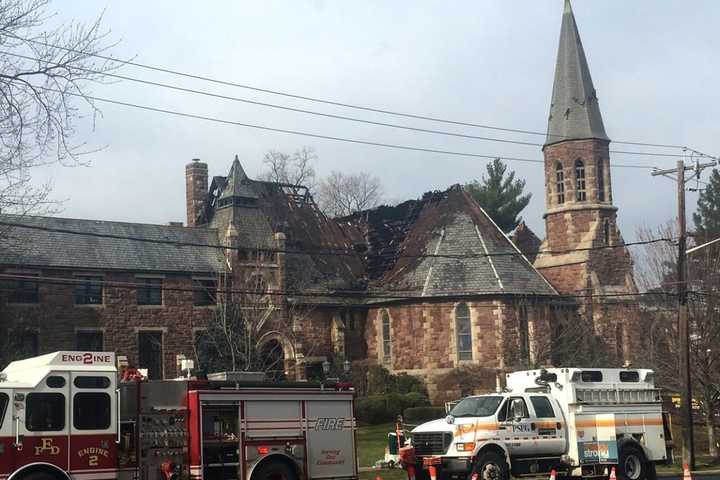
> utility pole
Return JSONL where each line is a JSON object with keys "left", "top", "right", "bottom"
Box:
{"left": 651, "top": 157, "right": 717, "bottom": 469}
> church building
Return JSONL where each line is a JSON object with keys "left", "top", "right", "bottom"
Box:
{"left": 0, "top": 1, "right": 639, "bottom": 400}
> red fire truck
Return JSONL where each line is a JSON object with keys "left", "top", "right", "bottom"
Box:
{"left": 0, "top": 351, "right": 358, "bottom": 480}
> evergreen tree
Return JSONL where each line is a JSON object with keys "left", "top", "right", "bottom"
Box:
{"left": 465, "top": 158, "right": 532, "bottom": 232}
{"left": 693, "top": 168, "right": 720, "bottom": 241}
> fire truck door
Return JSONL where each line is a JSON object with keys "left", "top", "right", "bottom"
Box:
{"left": 15, "top": 373, "right": 70, "bottom": 471}
{"left": 0, "top": 391, "right": 15, "bottom": 476}
{"left": 69, "top": 372, "right": 118, "bottom": 473}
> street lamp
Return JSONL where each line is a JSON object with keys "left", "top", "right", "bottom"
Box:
{"left": 343, "top": 360, "right": 351, "bottom": 374}
{"left": 322, "top": 360, "right": 331, "bottom": 376}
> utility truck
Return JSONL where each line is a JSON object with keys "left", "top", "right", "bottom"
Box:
{"left": 0, "top": 351, "right": 357, "bottom": 480}
{"left": 406, "top": 368, "right": 671, "bottom": 480}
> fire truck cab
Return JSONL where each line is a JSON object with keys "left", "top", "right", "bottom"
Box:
{"left": 0, "top": 352, "right": 358, "bottom": 480}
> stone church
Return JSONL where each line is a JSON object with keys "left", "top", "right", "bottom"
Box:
{"left": 0, "top": 1, "right": 638, "bottom": 399}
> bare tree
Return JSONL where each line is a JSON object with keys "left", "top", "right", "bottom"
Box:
{"left": 0, "top": 0, "right": 121, "bottom": 219}
{"left": 635, "top": 222, "right": 720, "bottom": 457}
{"left": 193, "top": 251, "right": 317, "bottom": 381}
{"left": 261, "top": 146, "right": 317, "bottom": 188}
{"left": 316, "top": 170, "right": 383, "bottom": 217}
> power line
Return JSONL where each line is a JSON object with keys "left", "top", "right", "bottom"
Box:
{"left": 0, "top": 49, "right": 690, "bottom": 161}
{"left": 29, "top": 84, "right": 658, "bottom": 170}
{"left": 0, "top": 273, "right": 678, "bottom": 304}
{"left": 6, "top": 34, "right": 688, "bottom": 150}
{"left": 0, "top": 219, "right": 675, "bottom": 260}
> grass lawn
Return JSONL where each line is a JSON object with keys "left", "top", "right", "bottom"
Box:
{"left": 357, "top": 423, "right": 396, "bottom": 467}
{"left": 359, "top": 470, "right": 406, "bottom": 480}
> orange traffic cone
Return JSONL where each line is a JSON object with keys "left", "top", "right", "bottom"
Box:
{"left": 683, "top": 464, "right": 692, "bottom": 480}
{"left": 375, "top": 474, "right": 383, "bottom": 480}
{"left": 428, "top": 465, "right": 438, "bottom": 480}
{"left": 549, "top": 469, "right": 557, "bottom": 480}
{"left": 609, "top": 467, "right": 617, "bottom": 480}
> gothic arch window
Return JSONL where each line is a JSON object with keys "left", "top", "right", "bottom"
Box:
{"left": 518, "top": 303, "right": 530, "bottom": 366}
{"left": 597, "top": 160, "right": 605, "bottom": 202}
{"left": 455, "top": 303, "right": 472, "bottom": 360}
{"left": 555, "top": 163, "right": 565, "bottom": 204}
{"left": 575, "top": 159, "right": 586, "bottom": 201}
{"left": 381, "top": 309, "right": 391, "bottom": 363}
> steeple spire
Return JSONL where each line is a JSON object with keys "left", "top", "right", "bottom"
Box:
{"left": 545, "top": 0, "right": 609, "bottom": 147}
{"left": 219, "top": 154, "right": 258, "bottom": 203}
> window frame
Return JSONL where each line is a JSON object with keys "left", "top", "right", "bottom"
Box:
{"left": 455, "top": 303, "right": 472, "bottom": 361}
{"left": 575, "top": 159, "right": 587, "bottom": 201}
{"left": 192, "top": 278, "right": 217, "bottom": 306}
{"left": 381, "top": 310, "right": 391, "bottom": 363}
{"left": 76, "top": 330, "right": 104, "bottom": 352}
{"left": 73, "top": 392, "right": 111, "bottom": 430}
{"left": 74, "top": 376, "right": 111, "bottom": 389}
{"left": 6, "top": 274, "right": 39, "bottom": 304}
{"left": 0, "top": 393, "right": 8, "bottom": 429}
{"left": 26, "top": 392, "right": 65, "bottom": 431}
{"left": 138, "top": 330, "right": 164, "bottom": 380}
{"left": 74, "top": 275, "right": 104, "bottom": 305}
{"left": 530, "top": 396, "right": 556, "bottom": 418}
{"left": 136, "top": 277, "right": 163, "bottom": 306}
{"left": 555, "top": 163, "right": 565, "bottom": 204}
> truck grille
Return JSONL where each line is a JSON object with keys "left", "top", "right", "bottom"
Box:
{"left": 412, "top": 432, "right": 452, "bottom": 456}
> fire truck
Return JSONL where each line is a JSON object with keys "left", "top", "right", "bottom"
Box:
{"left": 0, "top": 351, "right": 358, "bottom": 480}
{"left": 405, "top": 368, "right": 672, "bottom": 480}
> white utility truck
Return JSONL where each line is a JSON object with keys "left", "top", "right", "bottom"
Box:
{"left": 407, "top": 368, "right": 671, "bottom": 480}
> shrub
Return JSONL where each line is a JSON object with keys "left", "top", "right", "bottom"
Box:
{"left": 403, "top": 406, "right": 447, "bottom": 424}
{"left": 355, "top": 392, "right": 431, "bottom": 424}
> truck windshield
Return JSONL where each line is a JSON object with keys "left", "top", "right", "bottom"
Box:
{"left": 449, "top": 396, "right": 502, "bottom": 418}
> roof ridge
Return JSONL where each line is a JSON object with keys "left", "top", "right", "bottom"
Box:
{"left": 0, "top": 213, "right": 219, "bottom": 231}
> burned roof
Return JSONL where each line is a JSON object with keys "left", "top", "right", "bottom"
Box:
{"left": 0, "top": 215, "right": 225, "bottom": 274}
{"left": 338, "top": 186, "right": 558, "bottom": 299}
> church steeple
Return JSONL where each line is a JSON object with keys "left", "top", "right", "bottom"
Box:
{"left": 545, "top": 0, "right": 609, "bottom": 147}
{"left": 218, "top": 155, "right": 259, "bottom": 209}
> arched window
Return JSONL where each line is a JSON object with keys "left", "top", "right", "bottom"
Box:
{"left": 381, "top": 310, "right": 391, "bottom": 363}
{"left": 597, "top": 160, "right": 605, "bottom": 202}
{"left": 555, "top": 163, "right": 565, "bottom": 204}
{"left": 575, "top": 160, "right": 586, "bottom": 201}
{"left": 518, "top": 304, "right": 530, "bottom": 366}
{"left": 455, "top": 303, "right": 472, "bottom": 360}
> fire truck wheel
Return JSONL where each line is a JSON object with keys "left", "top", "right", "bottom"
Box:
{"left": 21, "top": 471, "right": 61, "bottom": 480}
{"left": 474, "top": 451, "right": 509, "bottom": 480}
{"left": 252, "top": 460, "right": 296, "bottom": 480}
{"left": 618, "top": 445, "right": 649, "bottom": 480}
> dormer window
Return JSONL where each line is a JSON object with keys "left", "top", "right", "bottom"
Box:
{"left": 555, "top": 163, "right": 565, "bottom": 204}
{"left": 575, "top": 160, "right": 586, "bottom": 201}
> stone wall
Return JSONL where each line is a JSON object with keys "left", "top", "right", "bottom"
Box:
{"left": 364, "top": 299, "right": 558, "bottom": 403}
{"left": 0, "top": 269, "right": 214, "bottom": 377}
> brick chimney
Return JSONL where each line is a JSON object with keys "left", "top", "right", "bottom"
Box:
{"left": 185, "top": 158, "right": 208, "bottom": 227}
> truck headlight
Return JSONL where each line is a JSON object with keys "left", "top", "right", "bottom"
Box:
{"left": 455, "top": 442, "right": 475, "bottom": 452}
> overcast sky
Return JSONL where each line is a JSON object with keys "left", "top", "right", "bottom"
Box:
{"left": 38, "top": 0, "right": 720, "bottom": 241}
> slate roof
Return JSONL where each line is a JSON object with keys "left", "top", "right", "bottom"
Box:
{"left": 0, "top": 215, "right": 225, "bottom": 273}
{"left": 338, "top": 186, "right": 558, "bottom": 299}
{"left": 545, "top": 0, "right": 609, "bottom": 146}
{"left": 219, "top": 156, "right": 259, "bottom": 200}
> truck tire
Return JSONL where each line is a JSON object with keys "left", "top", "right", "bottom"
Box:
{"left": 473, "top": 451, "right": 509, "bottom": 480}
{"left": 21, "top": 471, "right": 62, "bottom": 480}
{"left": 252, "top": 460, "right": 296, "bottom": 480}
{"left": 618, "top": 445, "right": 649, "bottom": 480}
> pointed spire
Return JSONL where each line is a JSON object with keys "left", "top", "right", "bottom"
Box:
{"left": 545, "top": 0, "right": 609, "bottom": 147}
{"left": 219, "top": 154, "right": 258, "bottom": 201}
